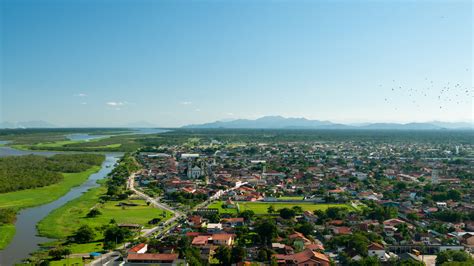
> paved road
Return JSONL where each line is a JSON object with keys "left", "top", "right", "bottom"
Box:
{"left": 88, "top": 173, "right": 183, "bottom": 265}
{"left": 88, "top": 251, "right": 121, "bottom": 266}
{"left": 88, "top": 176, "right": 248, "bottom": 265}
{"left": 127, "top": 173, "right": 185, "bottom": 237}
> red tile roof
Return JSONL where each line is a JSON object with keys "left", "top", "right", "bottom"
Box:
{"left": 129, "top": 243, "right": 146, "bottom": 253}
{"left": 212, "top": 233, "right": 233, "bottom": 241}
{"left": 273, "top": 249, "right": 330, "bottom": 265}
{"left": 191, "top": 235, "right": 209, "bottom": 245}
{"left": 127, "top": 253, "right": 178, "bottom": 262}
{"left": 368, "top": 242, "right": 385, "bottom": 250}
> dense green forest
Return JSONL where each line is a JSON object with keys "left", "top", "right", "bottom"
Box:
{"left": 0, "top": 154, "right": 104, "bottom": 193}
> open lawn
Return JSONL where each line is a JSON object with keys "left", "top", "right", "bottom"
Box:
{"left": 38, "top": 185, "right": 173, "bottom": 240}
{"left": 36, "top": 140, "right": 82, "bottom": 148}
{"left": 208, "top": 201, "right": 355, "bottom": 215}
{"left": 67, "top": 241, "right": 104, "bottom": 254}
{"left": 0, "top": 224, "right": 15, "bottom": 250}
{"left": 0, "top": 166, "right": 101, "bottom": 210}
{"left": 49, "top": 257, "right": 84, "bottom": 266}
{"left": 277, "top": 196, "right": 305, "bottom": 200}
{"left": 17, "top": 139, "right": 122, "bottom": 151}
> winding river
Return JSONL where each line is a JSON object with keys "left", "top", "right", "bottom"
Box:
{"left": 0, "top": 147, "right": 122, "bottom": 265}
{"left": 0, "top": 129, "right": 168, "bottom": 264}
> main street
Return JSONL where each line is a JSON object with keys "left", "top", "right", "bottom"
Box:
{"left": 127, "top": 173, "right": 185, "bottom": 237}
{"left": 88, "top": 173, "right": 183, "bottom": 266}
{"left": 88, "top": 175, "right": 247, "bottom": 265}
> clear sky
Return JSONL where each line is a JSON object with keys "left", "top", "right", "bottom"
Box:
{"left": 1, "top": 0, "right": 472, "bottom": 127}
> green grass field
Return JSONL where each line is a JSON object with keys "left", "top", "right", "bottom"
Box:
{"left": 38, "top": 185, "right": 173, "bottom": 240}
{"left": 49, "top": 257, "right": 84, "bottom": 266}
{"left": 0, "top": 166, "right": 101, "bottom": 210}
{"left": 277, "top": 196, "right": 305, "bottom": 200}
{"left": 35, "top": 140, "right": 82, "bottom": 148}
{"left": 208, "top": 201, "right": 354, "bottom": 215}
{"left": 67, "top": 241, "right": 104, "bottom": 254}
{"left": 0, "top": 224, "right": 15, "bottom": 250}
{"left": 17, "top": 139, "right": 122, "bottom": 151}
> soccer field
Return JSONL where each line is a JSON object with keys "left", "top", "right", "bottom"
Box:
{"left": 208, "top": 201, "right": 354, "bottom": 215}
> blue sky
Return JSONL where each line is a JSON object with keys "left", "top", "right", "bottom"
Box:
{"left": 1, "top": 0, "right": 472, "bottom": 127}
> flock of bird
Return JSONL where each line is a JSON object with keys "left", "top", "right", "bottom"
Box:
{"left": 380, "top": 69, "right": 473, "bottom": 110}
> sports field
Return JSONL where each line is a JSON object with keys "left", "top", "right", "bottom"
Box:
{"left": 207, "top": 201, "right": 354, "bottom": 215}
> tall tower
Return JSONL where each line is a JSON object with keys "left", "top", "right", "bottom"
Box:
{"left": 432, "top": 169, "right": 439, "bottom": 184}
{"left": 187, "top": 160, "right": 192, "bottom": 178}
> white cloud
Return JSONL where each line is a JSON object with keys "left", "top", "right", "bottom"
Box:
{"left": 74, "top": 93, "right": 87, "bottom": 97}
{"left": 80, "top": 102, "right": 87, "bottom": 105}
{"left": 226, "top": 112, "right": 234, "bottom": 116}
{"left": 106, "top": 101, "right": 125, "bottom": 106}
{"left": 195, "top": 108, "right": 201, "bottom": 112}
{"left": 180, "top": 101, "right": 192, "bottom": 105}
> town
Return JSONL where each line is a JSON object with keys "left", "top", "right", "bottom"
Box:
{"left": 101, "top": 134, "right": 473, "bottom": 266}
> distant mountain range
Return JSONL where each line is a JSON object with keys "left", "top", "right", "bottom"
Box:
{"left": 1, "top": 117, "right": 472, "bottom": 130}
{"left": 183, "top": 116, "right": 474, "bottom": 130}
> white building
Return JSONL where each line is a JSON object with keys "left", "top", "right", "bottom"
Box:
{"left": 181, "top": 153, "right": 200, "bottom": 159}
{"left": 187, "top": 166, "right": 202, "bottom": 178}
{"left": 368, "top": 243, "right": 388, "bottom": 261}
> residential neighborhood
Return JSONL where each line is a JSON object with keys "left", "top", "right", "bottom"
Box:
{"left": 113, "top": 136, "right": 474, "bottom": 265}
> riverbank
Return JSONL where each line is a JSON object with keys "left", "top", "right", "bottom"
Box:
{"left": 0, "top": 166, "right": 102, "bottom": 250}
{"left": 0, "top": 224, "right": 15, "bottom": 250}
{"left": 0, "top": 166, "right": 101, "bottom": 210}
{"left": 0, "top": 154, "right": 119, "bottom": 265}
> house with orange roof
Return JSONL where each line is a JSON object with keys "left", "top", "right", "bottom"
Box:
{"left": 126, "top": 253, "right": 181, "bottom": 265}
{"left": 273, "top": 248, "right": 330, "bottom": 266}
{"left": 128, "top": 243, "right": 147, "bottom": 254}
{"left": 367, "top": 242, "right": 386, "bottom": 260}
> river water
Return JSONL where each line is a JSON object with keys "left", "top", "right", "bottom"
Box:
{"left": 0, "top": 128, "right": 168, "bottom": 264}
{"left": 0, "top": 148, "right": 121, "bottom": 265}
{"left": 66, "top": 133, "right": 110, "bottom": 141}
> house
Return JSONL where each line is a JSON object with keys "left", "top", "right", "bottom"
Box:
{"left": 332, "top": 226, "right": 352, "bottom": 235}
{"left": 461, "top": 233, "right": 474, "bottom": 246}
{"left": 190, "top": 233, "right": 234, "bottom": 247}
{"left": 383, "top": 218, "right": 412, "bottom": 229}
{"left": 128, "top": 243, "right": 147, "bottom": 254}
{"left": 126, "top": 253, "right": 182, "bottom": 265}
{"left": 289, "top": 232, "right": 312, "bottom": 251}
{"left": 272, "top": 243, "right": 294, "bottom": 255}
{"left": 191, "top": 235, "right": 210, "bottom": 246}
{"left": 211, "top": 233, "right": 234, "bottom": 246}
{"left": 182, "top": 187, "right": 196, "bottom": 194}
{"left": 273, "top": 248, "right": 330, "bottom": 266}
{"left": 206, "top": 223, "right": 223, "bottom": 233}
{"left": 302, "top": 211, "right": 318, "bottom": 223}
{"left": 384, "top": 226, "right": 397, "bottom": 237}
{"left": 188, "top": 215, "right": 204, "bottom": 228}
{"left": 368, "top": 242, "right": 386, "bottom": 260}
{"left": 222, "top": 217, "right": 244, "bottom": 227}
